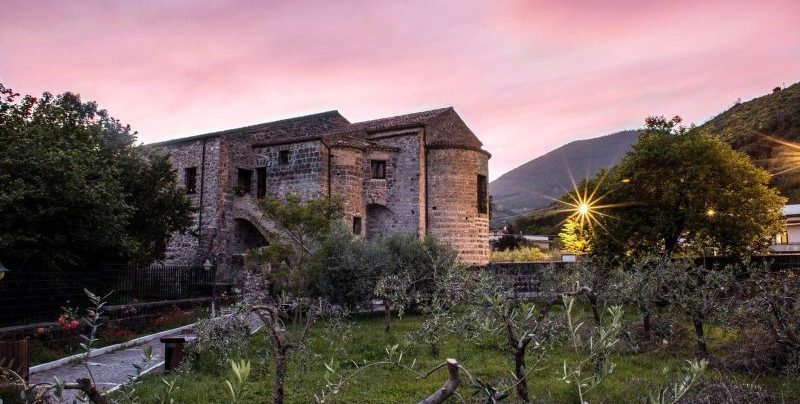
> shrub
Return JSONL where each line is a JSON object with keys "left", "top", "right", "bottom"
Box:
{"left": 490, "top": 246, "right": 554, "bottom": 262}
{"left": 316, "top": 222, "right": 379, "bottom": 310}
{"left": 183, "top": 315, "right": 253, "bottom": 373}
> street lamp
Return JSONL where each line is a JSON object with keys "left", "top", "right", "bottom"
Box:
{"left": 203, "top": 259, "right": 218, "bottom": 317}
{"left": 0, "top": 261, "right": 9, "bottom": 281}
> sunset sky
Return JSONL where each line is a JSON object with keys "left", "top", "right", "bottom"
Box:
{"left": 1, "top": 0, "right": 799, "bottom": 179}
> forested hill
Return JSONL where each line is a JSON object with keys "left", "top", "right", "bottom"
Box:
{"left": 695, "top": 82, "right": 800, "bottom": 202}
{"left": 490, "top": 130, "right": 640, "bottom": 224}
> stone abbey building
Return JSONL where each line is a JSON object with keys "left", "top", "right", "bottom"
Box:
{"left": 149, "top": 107, "right": 491, "bottom": 266}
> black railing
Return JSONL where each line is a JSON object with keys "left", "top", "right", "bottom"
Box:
{"left": 0, "top": 264, "right": 213, "bottom": 328}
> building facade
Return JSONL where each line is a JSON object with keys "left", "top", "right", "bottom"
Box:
{"left": 771, "top": 204, "right": 800, "bottom": 254}
{"left": 148, "top": 108, "right": 491, "bottom": 266}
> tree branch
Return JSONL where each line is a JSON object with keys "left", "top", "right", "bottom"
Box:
{"left": 418, "top": 359, "right": 460, "bottom": 404}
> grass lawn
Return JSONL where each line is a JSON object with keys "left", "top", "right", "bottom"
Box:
{"left": 131, "top": 309, "right": 800, "bottom": 403}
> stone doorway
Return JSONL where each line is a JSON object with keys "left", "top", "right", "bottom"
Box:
{"left": 366, "top": 204, "right": 393, "bottom": 239}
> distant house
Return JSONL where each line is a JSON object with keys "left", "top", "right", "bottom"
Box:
{"left": 771, "top": 204, "right": 800, "bottom": 254}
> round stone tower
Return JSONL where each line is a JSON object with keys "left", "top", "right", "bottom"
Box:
{"left": 426, "top": 146, "right": 490, "bottom": 265}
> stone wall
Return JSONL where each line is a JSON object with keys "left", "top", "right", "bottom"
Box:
{"left": 253, "top": 141, "right": 325, "bottom": 199}
{"left": 151, "top": 137, "right": 223, "bottom": 265}
{"left": 426, "top": 147, "right": 491, "bottom": 265}
{"left": 366, "top": 132, "right": 424, "bottom": 237}
{"left": 329, "top": 146, "right": 366, "bottom": 233}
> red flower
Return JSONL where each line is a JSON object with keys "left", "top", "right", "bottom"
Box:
{"left": 58, "top": 316, "right": 66, "bottom": 325}
{"left": 36, "top": 327, "right": 46, "bottom": 336}
{"left": 70, "top": 320, "right": 80, "bottom": 329}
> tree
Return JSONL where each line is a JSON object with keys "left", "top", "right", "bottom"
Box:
{"left": 248, "top": 193, "right": 343, "bottom": 296}
{"left": 317, "top": 222, "right": 380, "bottom": 310}
{"left": 246, "top": 194, "right": 343, "bottom": 404}
{"left": 372, "top": 233, "right": 462, "bottom": 333}
{"left": 559, "top": 216, "right": 591, "bottom": 254}
{"left": 585, "top": 116, "right": 785, "bottom": 259}
{"left": 0, "top": 84, "right": 193, "bottom": 271}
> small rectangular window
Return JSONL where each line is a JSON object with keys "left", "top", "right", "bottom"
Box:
{"left": 353, "top": 216, "right": 362, "bottom": 235}
{"left": 184, "top": 167, "right": 197, "bottom": 194}
{"left": 256, "top": 167, "right": 267, "bottom": 198}
{"left": 237, "top": 168, "right": 252, "bottom": 195}
{"left": 477, "top": 174, "right": 488, "bottom": 214}
{"left": 279, "top": 150, "right": 290, "bottom": 165}
{"left": 371, "top": 160, "right": 386, "bottom": 179}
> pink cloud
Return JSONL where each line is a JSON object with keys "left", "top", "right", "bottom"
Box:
{"left": 1, "top": 0, "right": 798, "bottom": 179}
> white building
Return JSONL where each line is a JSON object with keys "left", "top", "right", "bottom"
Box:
{"left": 771, "top": 204, "right": 800, "bottom": 254}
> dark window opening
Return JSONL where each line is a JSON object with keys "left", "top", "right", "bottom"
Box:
{"left": 353, "top": 216, "right": 362, "bottom": 235}
{"left": 371, "top": 160, "right": 386, "bottom": 179}
{"left": 477, "top": 175, "right": 488, "bottom": 214}
{"left": 279, "top": 150, "right": 290, "bottom": 165}
{"left": 256, "top": 167, "right": 267, "bottom": 198}
{"left": 237, "top": 168, "right": 253, "bottom": 195}
{"left": 184, "top": 167, "right": 197, "bottom": 194}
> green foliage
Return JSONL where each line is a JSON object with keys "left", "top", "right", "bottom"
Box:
{"left": 585, "top": 115, "right": 786, "bottom": 259}
{"left": 559, "top": 298, "right": 624, "bottom": 402}
{"left": 695, "top": 82, "right": 800, "bottom": 201}
{"left": 490, "top": 246, "right": 554, "bottom": 262}
{"left": 0, "top": 83, "right": 193, "bottom": 271}
{"left": 559, "top": 216, "right": 591, "bottom": 254}
{"left": 128, "top": 314, "right": 800, "bottom": 403}
{"left": 648, "top": 359, "right": 707, "bottom": 404}
{"left": 183, "top": 314, "right": 255, "bottom": 373}
{"left": 248, "top": 194, "right": 343, "bottom": 296}
{"left": 316, "top": 222, "right": 380, "bottom": 310}
{"left": 225, "top": 360, "right": 252, "bottom": 403}
{"left": 372, "top": 233, "right": 464, "bottom": 316}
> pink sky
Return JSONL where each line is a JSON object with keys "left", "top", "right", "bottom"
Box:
{"left": 1, "top": 0, "right": 799, "bottom": 180}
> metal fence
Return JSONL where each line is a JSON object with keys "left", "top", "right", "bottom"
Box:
{"left": 0, "top": 264, "right": 213, "bottom": 328}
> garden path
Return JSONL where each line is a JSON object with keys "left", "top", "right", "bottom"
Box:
{"left": 29, "top": 313, "right": 262, "bottom": 402}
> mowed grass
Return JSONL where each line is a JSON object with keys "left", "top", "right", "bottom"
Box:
{"left": 132, "top": 310, "right": 800, "bottom": 403}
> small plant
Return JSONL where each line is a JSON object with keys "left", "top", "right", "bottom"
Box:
{"left": 225, "top": 359, "right": 252, "bottom": 403}
{"left": 647, "top": 359, "right": 707, "bottom": 404}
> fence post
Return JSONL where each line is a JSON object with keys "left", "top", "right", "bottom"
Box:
{"left": 0, "top": 338, "right": 29, "bottom": 381}
{"left": 204, "top": 259, "right": 218, "bottom": 317}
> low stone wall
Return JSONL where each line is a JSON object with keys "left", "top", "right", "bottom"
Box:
{"left": 482, "top": 261, "right": 571, "bottom": 299}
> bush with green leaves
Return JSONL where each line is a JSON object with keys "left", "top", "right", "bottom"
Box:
{"left": 181, "top": 314, "right": 255, "bottom": 373}
{"left": 316, "top": 222, "right": 381, "bottom": 311}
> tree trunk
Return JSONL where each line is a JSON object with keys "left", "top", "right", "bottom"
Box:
{"left": 75, "top": 378, "right": 110, "bottom": 404}
{"left": 692, "top": 315, "right": 707, "bottom": 357}
{"left": 642, "top": 310, "right": 651, "bottom": 339}
{"left": 383, "top": 299, "right": 392, "bottom": 333}
{"left": 586, "top": 292, "right": 601, "bottom": 324}
{"left": 514, "top": 347, "right": 530, "bottom": 403}
{"left": 274, "top": 347, "right": 287, "bottom": 404}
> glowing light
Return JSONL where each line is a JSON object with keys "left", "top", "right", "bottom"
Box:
{"left": 706, "top": 208, "right": 716, "bottom": 217}
{"left": 578, "top": 203, "right": 590, "bottom": 216}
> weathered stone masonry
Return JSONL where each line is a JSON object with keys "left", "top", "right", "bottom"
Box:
{"left": 147, "top": 107, "right": 491, "bottom": 266}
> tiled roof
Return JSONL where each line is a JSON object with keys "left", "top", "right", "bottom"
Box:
{"left": 147, "top": 107, "right": 485, "bottom": 152}
{"left": 147, "top": 111, "right": 350, "bottom": 147}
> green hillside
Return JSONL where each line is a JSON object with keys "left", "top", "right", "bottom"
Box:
{"left": 696, "top": 82, "right": 800, "bottom": 201}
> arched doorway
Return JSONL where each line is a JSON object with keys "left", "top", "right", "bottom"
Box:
{"left": 366, "top": 204, "right": 393, "bottom": 239}
{"left": 230, "top": 218, "right": 268, "bottom": 269}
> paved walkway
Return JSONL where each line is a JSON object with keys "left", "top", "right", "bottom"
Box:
{"left": 30, "top": 313, "right": 261, "bottom": 401}
{"left": 30, "top": 338, "right": 165, "bottom": 400}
